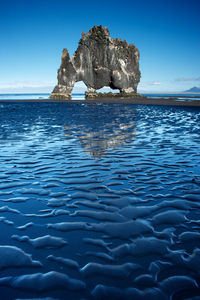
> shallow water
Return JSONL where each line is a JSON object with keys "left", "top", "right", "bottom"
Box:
{"left": 0, "top": 102, "right": 200, "bottom": 299}
{"left": 145, "top": 94, "right": 200, "bottom": 101}
{"left": 0, "top": 93, "right": 51, "bottom": 100}
{"left": 0, "top": 92, "right": 200, "bottom": 101}
{"left": 0, "top": 93, "right": 85, "bottom": 100}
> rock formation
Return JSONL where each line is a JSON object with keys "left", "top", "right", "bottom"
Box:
{"left": 50, "top": 25, "right": 141, "bottom": 100}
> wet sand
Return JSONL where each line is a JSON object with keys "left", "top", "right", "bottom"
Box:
{"left": 0, "top": 97, "right": 200, "bottom": 107}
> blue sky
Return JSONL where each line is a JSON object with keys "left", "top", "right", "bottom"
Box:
{"left": 0, "top": 0, "right": 199, "bottom": 93}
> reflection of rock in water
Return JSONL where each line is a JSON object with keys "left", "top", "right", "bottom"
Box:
{"left": 64, "top": 105, "right": 136, "bottom": 157}
{"left": 77, "top": 124, "right": 136, "bottom": 157}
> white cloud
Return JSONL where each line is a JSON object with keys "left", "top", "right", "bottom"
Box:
{"left": 0, "top": 80, "right": 56, "bottom": 89}
{"left": 138, "top": 80, "right": 162, "bottom": 92}
{"left": 139, "top": 80, "right": 161, "bottom": 87}
{"left": 0, "top": 80, "right": 56, "bottom": 93}
{"left": 152, "top": 81, "right": 161, "bottom": 85}
{"left": 174, "top": 77, "right": 200, "bottom": 82}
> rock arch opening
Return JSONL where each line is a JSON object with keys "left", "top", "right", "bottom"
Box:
{"left": 72, "top": 81, "right": 87, "bottom": 99}
{"left": 96, "top": 87, "right": 120, "bottom": 94}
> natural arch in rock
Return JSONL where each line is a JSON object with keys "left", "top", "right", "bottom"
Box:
{"left": 96, "top": 87, "right": 120, "bottom": 94}
{"left": 72, "top": 81, "right": 87, "bottom": 94}
{"left": 50, "top": 25, "right": 141, "bottom": 100}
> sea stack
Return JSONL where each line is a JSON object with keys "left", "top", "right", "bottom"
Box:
{"left": 50, "top": 25, "right": 141, "bottom": 100}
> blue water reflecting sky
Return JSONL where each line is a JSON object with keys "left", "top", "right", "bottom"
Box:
{"left": 0, "top": 103, "right": 200, "bottom": 299}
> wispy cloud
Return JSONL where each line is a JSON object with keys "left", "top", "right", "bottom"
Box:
{"left": 138, "top": 80, "right": 161, "bottom": 89}
{"left": 151, "top": 81, "right": 161, "bottom": 85}
{"left": 174, "top": 77, "right": 200, "bottom": 82}
{"left": 0, "top": 80, "right": 56, "bottom": 89}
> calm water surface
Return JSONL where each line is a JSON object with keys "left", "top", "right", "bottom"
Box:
{"left": 0, "top": 93, "right": 200, "bottom": 101}
{"left": 0, "top": 102, "right": 200, "bottom": 299}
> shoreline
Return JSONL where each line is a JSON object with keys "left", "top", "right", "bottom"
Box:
{"left": 0, "top": 97, "right": 200, "bottom": 107}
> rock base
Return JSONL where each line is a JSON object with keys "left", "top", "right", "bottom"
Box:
{"left": 85, "top": 92, "right": 145, "bottom": 100}
{"left": 50, "top": 93, "right": 72, "bottom": 100}
{"left": 50, "top": 91, "right": 145, "bottom": 101}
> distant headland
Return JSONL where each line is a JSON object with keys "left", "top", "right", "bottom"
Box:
{"left": 184, "top": 87, "right": 200, "bottom": 94}
{"left": 50, "top": 25, "right": 143, "bottom": 100}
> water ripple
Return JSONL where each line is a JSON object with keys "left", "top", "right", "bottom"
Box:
{"left": 0, "top": 103, "right": 199, "bottom": 299}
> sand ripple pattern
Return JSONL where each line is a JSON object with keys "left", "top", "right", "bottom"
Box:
{"left": 0, "top": 102, "right": 200, "bottom": 299}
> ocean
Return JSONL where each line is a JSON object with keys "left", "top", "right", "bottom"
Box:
{"left": 0, "top": 93, "right": 85, "bottom": 100}
{"left": 0, "top": 92, "right": 200, "bottom": 101}
{"left": 0, "top": 100, "right": 200, "bottom": 299}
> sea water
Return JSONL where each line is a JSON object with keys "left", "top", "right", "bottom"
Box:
{"left": 0, "top": 93, "right": 85, "bottom": 100}
{"left": 0, "top": 102, "right": 200, "bottom": 299}
{"left": 0, "top": 93, "right": 200, "bottom": 101}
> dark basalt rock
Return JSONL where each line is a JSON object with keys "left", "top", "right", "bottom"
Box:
{"left": 85, "top": 91, "right": 145, "bottom": 100}
{"left": 50, "top": 25, "right": 141, "bottom": 100}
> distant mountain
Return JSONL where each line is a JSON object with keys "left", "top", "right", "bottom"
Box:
{"left": 184, "top": 86, "right": 200, "bottom": 93}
